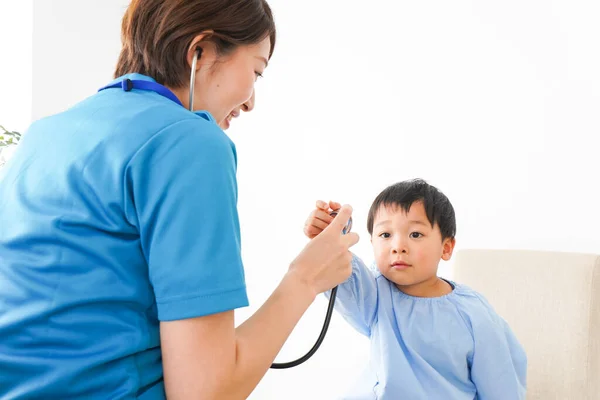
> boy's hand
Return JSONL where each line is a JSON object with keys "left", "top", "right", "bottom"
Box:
{"left": 304, "top": 200, "right": 343, "bottom": 239}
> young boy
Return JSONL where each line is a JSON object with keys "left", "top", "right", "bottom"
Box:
{"left": 304, "top": 179, "right": 527, "bottom": 400}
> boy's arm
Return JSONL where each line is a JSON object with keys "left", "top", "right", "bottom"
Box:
{"left": 469, "top": 297, "right": 527, "bottom": 399}
{"left": 325, "top": 254, "right": 378, "bottom": 337}
{"left": 304, "top": 200, "right": 378, "bottom": 335}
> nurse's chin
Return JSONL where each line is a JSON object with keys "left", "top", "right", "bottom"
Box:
{"left": 220, "top": 118, "right": 231, "bottom": 130}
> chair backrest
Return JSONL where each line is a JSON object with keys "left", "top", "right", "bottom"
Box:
{"left": 452, "top": 249, "right": 600, "bottom": 400}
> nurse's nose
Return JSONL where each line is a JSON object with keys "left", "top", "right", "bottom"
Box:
{"left": 242, "top": 90, "right": 255, "bottom": 112}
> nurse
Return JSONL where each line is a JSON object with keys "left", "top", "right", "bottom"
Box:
{"left": 0, "top": 1, "right": 359, "bottom": 399}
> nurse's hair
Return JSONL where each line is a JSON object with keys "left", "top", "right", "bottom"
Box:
{"left": 114, "top": 0, "right": 276, "bottom": 88}
{"left": 366, "top": 178, "right": 457, "bottom": 240}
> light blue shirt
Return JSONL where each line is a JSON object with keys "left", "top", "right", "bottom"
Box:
{"left": 0, "top": 73, "right": 248, "bottom": 399}
{"left": 327, "top": 255, "right": 527, "bottom": 400}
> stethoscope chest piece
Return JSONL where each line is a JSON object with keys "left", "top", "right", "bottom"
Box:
{"left": 329, "top": 211, "right": 352, "bottom": 235}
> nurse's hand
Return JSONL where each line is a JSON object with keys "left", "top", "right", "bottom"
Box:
{"left": 289, "top": 204, "right": 359, "bottom": 295}
{"left": 304, "top": 199, "right": 342, "bottom": 239}
{"left": 161, "top": 204, "right": 357, "bottom": 400}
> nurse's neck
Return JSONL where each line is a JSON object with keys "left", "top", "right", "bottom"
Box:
{"left": 168, "top": 86, "right": 192, "bottom": 111}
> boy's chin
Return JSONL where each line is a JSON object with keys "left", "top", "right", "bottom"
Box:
{"left": 380, "top": 270, "right": 414, "bottom": 287}
{"left": 381, "top": 268, "right": 437, "bottom": 289}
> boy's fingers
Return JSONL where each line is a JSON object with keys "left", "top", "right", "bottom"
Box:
{"left": 328, "top": 201, "right": 342, "bottom": 211}
{"left": 316, "top": 200, "right": 329, "bottom": 211}
{"left": 305, "top": 225, "right": 322, "bottom": 238}
{"left": 315, "top": 209, "right": 334, "bottom": 224}
{"left": 310, "top": 218, "right": 329, "bottom": 231}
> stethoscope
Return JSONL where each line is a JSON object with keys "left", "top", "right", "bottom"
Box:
{"left": 98, "top": 49, "right": 353, "bottom": 369}
{"left": 271, "top": 210, "right": 352, "bottom": 369}
{"left": 99, "top": 49, "right": 204, "bottom": 113}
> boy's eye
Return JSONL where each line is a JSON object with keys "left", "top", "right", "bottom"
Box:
{"left": 254, "top": 71, "right": 263, "bottom": 80}
{"left": 379, "top": 232, "right": 390, "bottom": 239}
{"left": 410, "top": 232, "right": 423, "bottom": 239}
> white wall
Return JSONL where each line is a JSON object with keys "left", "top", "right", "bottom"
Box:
{"left": 32, "top": 0, "right": 129, "bottom": 122}
{"left": 23, "top": 0, "right": 600, "bottom": 398}
{"left": 0, "top": 0, "right": 33, "bottom": 163}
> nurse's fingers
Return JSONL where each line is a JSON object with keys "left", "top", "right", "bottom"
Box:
{"left": 342, "top": 232, "right": 360, "bottom": 248}
{"left": 324, "top": 204, "right": 354, "bottom": 236}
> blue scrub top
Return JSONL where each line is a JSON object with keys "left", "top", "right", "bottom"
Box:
{"left": 0, "top": 73, "right": 249, "bottom": 399}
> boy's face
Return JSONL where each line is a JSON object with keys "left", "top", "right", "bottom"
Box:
{"left": 370, "top": 201, "right": 455, "bottom": 291}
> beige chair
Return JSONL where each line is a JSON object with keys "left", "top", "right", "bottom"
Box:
{"left": 452, "top": 249, "right": 600, "bottom": 400}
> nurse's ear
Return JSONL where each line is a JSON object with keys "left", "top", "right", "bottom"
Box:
{"left": 186, "top": 31, "right": 217, "bottom": 72}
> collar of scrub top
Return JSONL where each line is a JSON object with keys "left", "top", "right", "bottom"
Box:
{"left": 97, "top": 73, "right": 215, "bottom": 123}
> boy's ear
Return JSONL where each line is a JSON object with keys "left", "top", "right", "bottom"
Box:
{"left": 441, "top": 237, "right": 456, "bottom": 261}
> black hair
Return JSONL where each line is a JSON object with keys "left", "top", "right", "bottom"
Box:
{"left": 366, "top": 178, "right": 456, "bottom": 240}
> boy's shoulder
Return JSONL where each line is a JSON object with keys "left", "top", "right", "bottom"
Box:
{"left": 450, "top": 281, "right": 507, "bottom": 327}
{"left": 451, "top": 281, "right": 492, "bottom": 308}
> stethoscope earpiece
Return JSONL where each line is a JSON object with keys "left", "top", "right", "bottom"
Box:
{"left": 188, "top": 47, "right": 202, "bottom": 112}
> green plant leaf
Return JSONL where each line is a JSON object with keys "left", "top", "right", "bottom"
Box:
{"left": 0, "top": 125, "right": 21, "bottom": 147}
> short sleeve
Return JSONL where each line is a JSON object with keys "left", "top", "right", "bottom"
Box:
{"left": 125, "top": 118, "right": 248, "bottom": 321}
